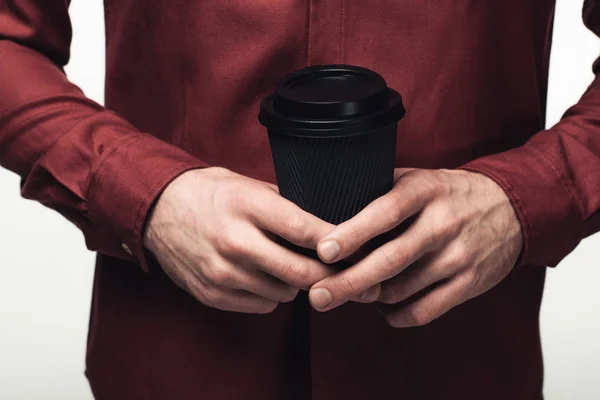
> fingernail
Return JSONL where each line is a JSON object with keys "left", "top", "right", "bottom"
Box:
{"left": 319, "top": 240, "right": 341, "bottom": 263}
{"left": 359, "top": 285, "right": 380, "bottom": 302}
{"left": 310, "top": 288, "right": 333, "bottom": 310}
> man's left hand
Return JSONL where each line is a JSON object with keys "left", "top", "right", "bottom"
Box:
{"left": 308, "top": 168, "right": 523, "bottom": 328}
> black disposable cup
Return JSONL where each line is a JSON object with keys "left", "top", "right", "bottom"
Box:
{"left": 259, "top": 65, "right": 406, "bottom": 260}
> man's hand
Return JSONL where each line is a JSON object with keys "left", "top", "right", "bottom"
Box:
{"left": 308, "top": 168, "right": 523, "bottom": 327}
{"left": 144, "top": 167, "right": 336, "bottom": 314}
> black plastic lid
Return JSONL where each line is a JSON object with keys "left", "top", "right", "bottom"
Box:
{"left": 259, "top": 65, "right": 405, "bottom": 137}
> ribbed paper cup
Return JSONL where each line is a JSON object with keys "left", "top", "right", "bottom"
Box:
{"left": 259, "top": 65, "right": 406, "bottom": 259}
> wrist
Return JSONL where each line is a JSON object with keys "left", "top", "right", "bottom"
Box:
{"left": 141, "top": 166, "right": 225, "bottom": 254}
{"left": 142, "top": 168, "right": 200, "bottom": 254}
{"left": 466, "top": 169, "right": 524, "bottom": 262}
{"left": 142, "top": 201, "right": 161, "bottom": 255}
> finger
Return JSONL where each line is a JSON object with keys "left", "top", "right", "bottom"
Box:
{"left": 379, "top": 273, "right": 472, "bottom": 328}
{"left": 191, "top": 281, "right": 279, "bottom": 314}
{"left": 393, "top": 168, "right": 416, "bottom": 182}
{"left": 195, "top": 258, "right": 299, "bottom": 303}
{"left": 246, "top": 190, "right": 333, "bottom": 250}
{"left": 326, "top": 246, "right": 382, "bottom": 305}
{"left": 379, "top": 247, "right": 463, "bottom": 305}
{"left": 238, "top": 229, "right": 336, "bottom": 290}
{"left": 317, "top": 173, "right": 436, "bottom": 263}
{"left": 313, "top": 284, "right": 381, "bottom": 307}
{"left": 226, "top": 262, "right": 300, "bottom": 303}
{"left": 319, "top": 281, "right": 404, "bottom": 312}
{"left": 310, "top": 215, "right": 444, "bottom": 311}
{"left": 350, "top": 283, "right": 382, "bottom": 304}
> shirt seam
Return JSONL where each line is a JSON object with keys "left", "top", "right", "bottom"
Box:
{"left": 527, "top": 139, "right": 584, "bottom": 224}
{"left": 307, "top": 0, "right": 313, "bottom": 65}
{"left": 17, "top": 105, "right": 121, "bottom": 205}
{"left": 87, "top": 134, "right": 142, "bottom": 203}
{"left": 0, "top": 93, "right": 101, "bottom": 122}
{"left": 339, "top": 0, "right": 346, "bottom": 62}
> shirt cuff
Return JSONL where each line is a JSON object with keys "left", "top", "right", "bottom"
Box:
{"left": 459, "top": 136, "right": 581, "bottom": 267}
{"left": 88, "top": 133, "right": 207, "bottom": 272}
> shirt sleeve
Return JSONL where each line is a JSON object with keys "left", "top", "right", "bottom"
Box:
{"left": 461, "top": 0, "right": 600, "bottom": 268}
{"left": 0, "top": 1, "right": 208, "bottom": 271}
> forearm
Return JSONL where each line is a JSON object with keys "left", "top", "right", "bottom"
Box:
{"left": 0, "top": 8, "right": 206, "bottom": 269}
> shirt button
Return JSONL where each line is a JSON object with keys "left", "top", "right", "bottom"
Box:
{"left": 121, "top": 243, "right": 133, "bottom": 255}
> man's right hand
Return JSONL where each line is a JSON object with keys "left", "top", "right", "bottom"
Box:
{"left": 143, "top": 167, "right": 336, "bottom": 314}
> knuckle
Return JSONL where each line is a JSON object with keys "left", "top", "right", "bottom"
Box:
{"left": 429, "top": 227, "right": 449, "bottom": 248}
{"left": 380, "top": 278, "right": 412, "bottom": 304}
{"left": 440, "top": 258, "right": 461, "bottom": 274}
{"left": 405, "top": 306, "right": 433, "bottom": 327}
{"left": 259, "top": 302, "right": 279, "bottom": 314}
{"left": 282, "top": 215, "right": 310, "bottom": 244}
{"left": 379, "top": 285, "right": 400, "bottom": 304}
{"left": 206, "top": 167, "right": 232, "bottom": 180}
{"left": 208, "top": 166, "right": 230, "bottom": 175}
{"left": 339, "top": 275, "right": 359, "bottom": 296}
{"left": 434, "top": 206, "right": 457, "bottom": 230}
{"left": 384, "top": 312, "right": 407, "bottom": 329}
{"left": 463, "top": 268, "right": 482, "bottom": 292}
{"left": 286, "top": 215, "right": 308, "bottom": 233}
{"left": 280, "top": 287, "right": 300, "bottom": 303}
{"left": 447, "top": 243, "right": 470, "bottom": 268}
{"left": 283, "top": 262, "right": 312, "bottom": 288}
{"left": 384, "top": 314, "right": 400, "bottom": 328}
{"left": 411, "top": 269, "right": 430, "bottom": 288}
{"left": 215, "top": 234, "right": 246, "bottom": 256}
{"left": 437, "top": 249, "right": 467, "bottom": 275}
{"left": 410, "top": 186, "right": 428, "bottom": 207}
{"left": 201, "top": 287, "right": 225, "bottom": 307}
{"left": 427, "top": 215, "right": 459, "bottom": 247}
{"left": 381, "top": 245, "right": 405, "bottom": 269}
{"left": 204, "top": 264, "right": 234, "bottom": 287}
{"left": 432, "top": 170, "right": 453, "bottom": 195}
{"left": 224, "top": 182, "right": 243, "bottom": 200}
{"left": 221, "top": 184, "right": 252, "bottom": 212}
{"left": 213, "top": 180, "right": 236, "bottom": 204}
{"left": 377, "top": 194, "right": 401, "bottom": 220}
{"left": 345, "top": 222, "right": 364, "bottom": 248}
{"left": 413, "top": 170, "right": 440, "bottom": 195}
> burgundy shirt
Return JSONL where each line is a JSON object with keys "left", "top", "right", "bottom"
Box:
{"left": 1, "top": 1, "right": 600, "bottom": 399}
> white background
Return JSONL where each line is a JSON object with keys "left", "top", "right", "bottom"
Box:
{"left": 0, "top": 0, "right": 599, "bottom": 398}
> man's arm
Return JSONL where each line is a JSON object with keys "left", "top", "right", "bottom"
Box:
{"left": 461, "top": 0, "right": 600, "bottom": 268}
{"left": 306, "top": 1, "right": 600, "bottom": 325}
{"left": 0, "top": 1, "right": 206, "bottom": 271}
{"left": 0, "top": 1, "right": 344, "bottom": 313}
